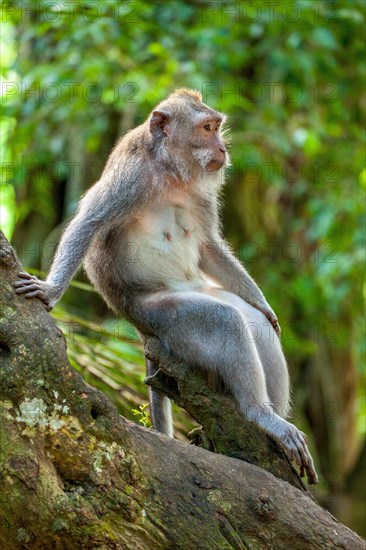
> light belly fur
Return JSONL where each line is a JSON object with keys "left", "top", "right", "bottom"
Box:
{"left": 127, "top": 201, "right": 205, "bottom": 289}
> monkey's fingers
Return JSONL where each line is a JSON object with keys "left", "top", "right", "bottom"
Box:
{"left": 14, "top": 282, "right": 43, "bottom": 294}
{"left": 18, "top": 271, "right": 35, "bottom": 279}
{"left": 265, "top": 310, "right": 281, "bottom": 338}
{"left": 269, "top": 316, "right": 281, "bottom": 338}
{"left": 273, "top": 321, "right": 281, "bottom": 338}
{"left": 14, "top": 280, "right": 39, "bottom": 289}
{"left": 25, "top": 290, "right": 45, "bottom": 299}
{"left": 15, "top": 271, "right": 39, "bottom": 282}
{"left": 14, "top": 282, "right": 50, "bottom": 305}
{"left": 14, "top": 272, "right": 41, "bottom": 289}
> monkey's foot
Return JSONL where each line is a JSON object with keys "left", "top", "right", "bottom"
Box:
{"left": 280, "top": 423, "right": 318, "bottom": 485}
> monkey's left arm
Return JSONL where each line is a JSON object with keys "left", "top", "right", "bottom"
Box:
{"left": 14, "top": 164, "right": 148, "bottom": 310}
{"left": 199, "top": 238, "right": 281, "bottom": 337}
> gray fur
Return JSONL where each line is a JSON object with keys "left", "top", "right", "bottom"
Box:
{"left": 14, "top": 89, "right": 317, "bottom": 484}
{"left": 146, "top": 359, "right": 173, "bottom": 438}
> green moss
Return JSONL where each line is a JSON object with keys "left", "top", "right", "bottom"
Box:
{"left": 0, "top": 305, "right": 17, "bottom": 318}
{"left": 208, "top": 489, "right": 232, "bottom": 513}
{"left": 93, "top": 441, "right": 125, "bottom": 474}
{"left": 53, "top": 518, "right": 70, "bottom": 532}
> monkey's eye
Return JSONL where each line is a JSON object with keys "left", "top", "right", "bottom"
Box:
{"left": 204, "top": 124, "right": 211, "bottom": 132}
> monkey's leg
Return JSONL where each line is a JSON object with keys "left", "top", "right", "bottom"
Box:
{"left": 140, "top": 290, "right": 317, "bottom": 484}
{"left": 146, "top": 358, "right": 173, "bottom": 437}
{"left": 205, "top": 287, "right": 290, "bottom": 418}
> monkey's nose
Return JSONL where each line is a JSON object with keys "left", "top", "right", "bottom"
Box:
{"left": 220, "top": 148, "right": 226, "bottom": 153}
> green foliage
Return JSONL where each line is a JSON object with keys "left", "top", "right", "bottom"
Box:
{"left": 132, "top": 403, "right": 153, "bottom": 429}
{"left": 54, "top": 295, "right": 194, "bottom": 435}
{"left": 53, "top": 300, "right": 147, "bottom": 422}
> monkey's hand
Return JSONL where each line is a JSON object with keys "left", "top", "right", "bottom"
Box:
{"left": 14, "top": 272, "right": 60, "bottom": 311}
{"left": 266, "top": 310, "right": 281, "bottom": 338}
{"left": 256, "top": 304, "right": 281, "bottom": 338}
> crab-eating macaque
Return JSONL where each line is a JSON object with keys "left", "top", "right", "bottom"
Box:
{"left": 14, "top": 88, "right": 318, "bottom": 484}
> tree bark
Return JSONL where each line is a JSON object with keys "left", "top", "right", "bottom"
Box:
{"left": 0, "top": 231, "right": 364, "bottom": 549}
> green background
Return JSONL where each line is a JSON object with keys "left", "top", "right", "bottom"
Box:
{"left": 1, "top": 0, "right": 365, "bottom": 536}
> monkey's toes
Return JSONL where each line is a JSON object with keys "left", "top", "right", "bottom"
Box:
{"left": 283, "top": 428, "right": 318, "bottom": 485}
{"left": 295, "top": 442, "right": 318, "bottom": 485}
{"left": 304, "top": 456, "right": 318, "bottom": 485}
{"left": 295, "top": 433, "right": 318, "bottom": 484}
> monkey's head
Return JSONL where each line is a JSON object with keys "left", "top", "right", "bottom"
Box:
{"left": 149, "top": 89, "right": 229, "bottom": 179}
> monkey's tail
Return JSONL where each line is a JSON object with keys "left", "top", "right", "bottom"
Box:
{"left": 146, "top": 359, "right": 174, "bottom": 437}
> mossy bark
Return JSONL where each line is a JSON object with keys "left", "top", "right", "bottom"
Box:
{"left": 0, "top": 231, "right": 364, "bottom": 549}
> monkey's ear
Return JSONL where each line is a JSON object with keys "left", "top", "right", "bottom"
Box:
{"left": 149, "top": 110, "right": 170, "bottom": 138}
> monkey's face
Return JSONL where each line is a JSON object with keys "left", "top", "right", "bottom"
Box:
{"left": 166, "top": 115, "right": 229, "bottom": 177}
{"left": 193, "top": 118, "right": 227, "bottom": 172}
{"left": 149, "top": 93, "right": 229, "bottom": 177}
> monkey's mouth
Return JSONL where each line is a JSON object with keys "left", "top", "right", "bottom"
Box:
{"left": 206, "top": 159, "right": 225, "bottom": 172}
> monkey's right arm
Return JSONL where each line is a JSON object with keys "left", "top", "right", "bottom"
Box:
{"left": 200, "top": 238, "right": 281, "bottom": 337}
{"left": 14, "top": 171, "right": 146, "bottom": 310}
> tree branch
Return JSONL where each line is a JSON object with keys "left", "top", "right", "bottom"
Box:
{"left": 0, "top": 231, "right": 363, "bottom": 549}
{"left": 144, "top": 336, "right": 308, "bottom": 492}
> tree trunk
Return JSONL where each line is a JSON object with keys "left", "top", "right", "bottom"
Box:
{"left": 0, "top": 231, "right": 363, "bottom": 549}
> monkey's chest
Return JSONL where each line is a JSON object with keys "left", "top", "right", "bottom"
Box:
{"left": 128, "top": 204, "right": 203, "bottom": 283}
